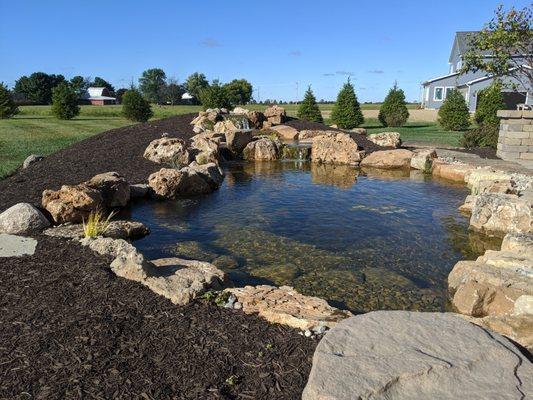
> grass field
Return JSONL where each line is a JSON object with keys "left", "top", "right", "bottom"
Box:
{"left": 0, "top": 104, "right": 461, "bottom": 179}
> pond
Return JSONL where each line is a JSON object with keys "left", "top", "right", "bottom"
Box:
{"left": 128, "top": 161, "right": 501, "bottom": 313}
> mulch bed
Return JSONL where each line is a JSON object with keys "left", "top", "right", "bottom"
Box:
{"left": 453, "top": 146, "right": 499, "bottom": 159}
{"left": 0, "top": 236, "right": 316, "bottom": 399}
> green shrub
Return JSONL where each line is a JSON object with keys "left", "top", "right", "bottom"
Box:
{"left": 198, "top": 83, "right": 232, "bottom": 110}
{"left": 51, "top": 82, "right": 80, "bottom": 120}
{"left": 474, "top": 83, "right": 505, "bottom": 126}
{"left": 438, "top": 89, "right": 471, "bottom": 131}
{"left": 122, "top": 89, "right": 153, "bottom": 122}
{"left": 378, "top": 83, "right": 409, "bottom": 127}
{"left": 297, "top": 86, "right": 323, "bottom": 123}
{"left": 0, "top": 83, "right": 19, "bottom": 119}
{"left": 330, "top": 79, "right": 364, "bottom": 129}
{"left": 461, "top": 122, "right": 499, "bottom": 149}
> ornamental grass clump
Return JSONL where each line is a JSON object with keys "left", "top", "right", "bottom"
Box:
{"left": 83, "top": 209, "right": 116, "bottom": 238}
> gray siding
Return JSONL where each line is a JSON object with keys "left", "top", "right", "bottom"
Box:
{"left": 422, "top": 70, "right": 485, "bottom": 110}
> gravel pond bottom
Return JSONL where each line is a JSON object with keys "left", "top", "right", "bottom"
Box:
{"left": 129, "top": 161, "right": 501, "bottom": 314}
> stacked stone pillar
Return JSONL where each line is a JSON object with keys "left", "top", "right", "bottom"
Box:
{"left": 496, "top": 110, "right": 533, "bottom": 164}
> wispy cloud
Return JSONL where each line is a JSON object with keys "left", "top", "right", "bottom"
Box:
{"left": 336, "top": 70, "right": 354, "bottom": 76}
{"left": 367, "top": 69, "right": 384, "bottom": 74}
{"left": 323, "top": 73, "right": 335, "bottom": 76}
{"left": 288, "top": 50, "right": 302, "bottom": 57}
{"left": 199, "top": 38, "right": 222, "bottom": 48}
{"left": 359, "top": 87, "right": 367, "bottom": 90}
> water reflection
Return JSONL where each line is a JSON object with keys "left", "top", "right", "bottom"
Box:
{"left": 130, "top": 161, "right": 492, "bottom": 313}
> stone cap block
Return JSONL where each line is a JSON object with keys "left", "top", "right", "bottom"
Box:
{"left": 497, "top": 109, "right": 533, "bottom": 119}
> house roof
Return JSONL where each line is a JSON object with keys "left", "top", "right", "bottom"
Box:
{"left": 449, "top": 31, "right": 494, "bottom": 63}
{"left": 182, "top": 92, "right": 194, "bottom": 100}
{"left": 457, "top": 64, "right": 532, "bottom": 87}
{"left": 422, "top": 71, "right": 460, "bottom": 85}
{"left": 88, "top": 87, "right": 108, "bottom": 97}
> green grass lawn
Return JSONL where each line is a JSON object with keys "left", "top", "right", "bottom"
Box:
{"left": 0, "top": 104, "right": 458, "bottom": 179}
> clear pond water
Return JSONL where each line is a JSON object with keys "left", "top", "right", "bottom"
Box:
{"left": 128, "top": 161, "right": 500, "bottom": 313}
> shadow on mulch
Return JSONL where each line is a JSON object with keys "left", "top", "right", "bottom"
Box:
{"left": 0, "top": 236, "right": 316, "bottom": 399}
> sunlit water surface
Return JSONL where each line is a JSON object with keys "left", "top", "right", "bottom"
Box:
{"left": 128, "top": 161, "right": 500, "bottom": 313}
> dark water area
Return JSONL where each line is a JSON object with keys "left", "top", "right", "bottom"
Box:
{"left": 128, "top": 161, "right": 501, "bottom": 313}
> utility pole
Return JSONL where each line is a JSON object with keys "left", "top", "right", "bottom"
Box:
{"left": 296, "top": 81, "right": 299, "bottom": 104}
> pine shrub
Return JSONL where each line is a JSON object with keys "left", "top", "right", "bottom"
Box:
{"left": 474, "top": 83, "right": 505, "bottom": 126}
{"left": 0, "top": 83, "right": 18, "bottom": 119}
{"left": 438, "top": 89, "right": 471, "bottom": 131}
{"left": 378, "top": 83, "right": 409, "bottom": 127}
{"left": 51, "top": 82, "right": 80, "bottom": 120}
{"left": 198, "top": 83, "right": 232, "bottom": 110}
{"left": 297, "top": 86, "right": 323, "bottom": 123}
{"left": 330, "top": 80, "right": 364, "bottom": 129}
{"left": 122, "top": 89, "right": 153, "bottom": 122}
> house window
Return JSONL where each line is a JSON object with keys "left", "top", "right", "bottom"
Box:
{"left": 445, "top": 87, "right": 455, "bottom": 99}
{"left": 434, "top": 87, "right": 444, "bottom": 101}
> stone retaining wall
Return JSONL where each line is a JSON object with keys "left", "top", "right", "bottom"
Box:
{"left": 496, "top": 110, "right": 533, "bottom": 162}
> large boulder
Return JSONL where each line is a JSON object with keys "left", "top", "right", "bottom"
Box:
{"left": 144, "top": 257, "right": 229, "bottom": 305}
{"left": 298, "top": 130, "right": 337, "bottom": 142}
{"left": 45, "top": 220, "right": 149, "bottom": 240}
{"left": 0, "top": 203, "right": 50, "bottom": 235}
{"left": 148, "top": 168, "right": 185, "bottom": 199}
{"left": 501, "top": 232, "right": 533, "bottom": 254}
{"left": 214, "top": 119, "right": 239, "bottom": 134}
{"left": 432, "top": 160, "right": 475, "bottom": 183}
{"left": 188, "top": 162, "right": 224, "bottom": 189}
{"left": 242, "top": 137, "right": 282, "bottom": 161}
{"left": 264, "top": 105, "right": 286, "bottom": 125}
{"left": 303, "top": 311, "right": 533, "bottom": 400}
{"left": 269, "top": 124, "right": 299, "bottom": 140}
{"left": 225, "top": 129, "right": 252, "bottom": 154}
{"left": 410, "top": 148, "right": 437, "bottom": 171}
{"left": 86, "top": 172, "right": 130, "bottom": 207}
{"left": 42, "top": 184, "right": 103, "bottom": 224}
{"left": 225, "top": 285, "right": 352, "bottom": 331}
{"left": 367, "top": 132, "right": 401, "bottom": 148}
{"left": 360, "top": 149, "right": 413, "bottom": 169}
{"left": 311, "top": 133, "right": 364, "bottom": 166}
{"left": 469, "top": 193, "right": 532, "bottom": 237}
{"left": 190, "top": 134, "right": 220, "bottom": 164}
{"left": 143, "top": 137, "right": 190, "bottom": 166}
{"left": 247, "top": 110, "right": 266, "bottom": 129}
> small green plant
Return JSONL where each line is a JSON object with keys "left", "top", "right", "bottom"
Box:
{"left": 461, "top": 123, "right": 499, "bottom": 149}
{"left": 330, "top": 79, "right": 364, "bottom": 129}
{"left": 225, "top": 375, "right": 239, "bottom": 386}
{"left": 0, "top": 82, "right": 19, "bottom": 119}
{"left": 83, "top": 209, "right": 116, "bottom": 238}
{"left": 297, "top": 86, "right": 323, "bottom": 123}
{"left": 265, "top": 343, "right": 273, "bottom": 350}
{"left": 474, "top": 83, "right": 505, "bottom": 126}
{"left": 378, "top": 83, "right": 410, "bottom": 127}
{"left": 51, "top": 82, "right": 80, "bottom": 120}
{"left": 198, "top": 82, "right": 232, "bottom": 110}
{"left": 122, "top": 89, "right": 153, "bottom": 122}
{"left": 214, "top": 291, "right": 230, "bottom": 306}
{"left": 200, "top": 290, "right": 217, "bottom": 302}
{"left": 438, "top": 89, "right": 471, "bottom": 131}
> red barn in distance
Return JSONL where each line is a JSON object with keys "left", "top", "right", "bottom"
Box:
{"left": 80, "top": 87, "right": 116, "bottom": 105}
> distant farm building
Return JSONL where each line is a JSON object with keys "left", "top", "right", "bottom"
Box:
{"left": 80, "top": 87, "right": 117, "bottom": 105}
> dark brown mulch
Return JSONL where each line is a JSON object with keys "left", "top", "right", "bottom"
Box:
{"left": 284, "top": 118, "right": 384, "bottom": 153}
{"left": 0, "top": 114, "right": 198, "bottom": 212}
{"left": 453, "top": 146, "right": 499, "bottom": 159}
{"left": 0, "top": 236, "right": 316, "bottom": 399}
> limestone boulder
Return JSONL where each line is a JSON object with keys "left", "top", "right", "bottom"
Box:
{"left": 225, "top": 285, "right": 352, "bottom": 331}
{"left": 178, "top": 164, "right": 221, "bottom": 195}
{"left": 501, "top": 232, "right": 533, "bottom": 255}
{"left": 302, "top": 311, "right": 533, "bottom": 400}
{"left": 269, "top": 124, "right": 299, "bottom": 140}
{"left": 190, "top": 134, "right": 220, "bottom": 164}
{"left": 298, "top": 130, "right": 337, "bottom": 142}
{"left": 360, "top": 149, "right": 413, "bottom": 169}
{"left": 188, "top": 161, "right": 224, "bottom": 189}
{"left": 143, "top": 138, "right": 190, "bottom": 166}
{"left": 432, "top": 160, "right": 475, "bottom": 182}
{"left": 410, "top": 148, "right": 437, "bottom": 171}
{"left": 311, "top": 133, "right": 364, "bottom": 166}
{"left": 86, "top": 172, "right": 130, "bottom": 207}
{"left": 214, "top": 119, "right": 238, "bottom": 134}
{"left": 264, "top": 105, "right": 286, "bottom": 125}
{"left": 349, "top": 127, "right": 367, "bottom": 135}
{"left": 42, "top": 184, "right": 103, "bottom": 224}
{"left": 225, "top": 129, "right": 252, "bottom": 154}
{"left": 129, "top": 183, "right": 150, "bottom": 198}
{"left": 0, "top": 234, "right": 38, "bottom": 257}
{"left": 148, "top": 168, "right": 185, "bottom": 199}
{"left": 104, "top": 220, "right": 150, "bottom": 240}
{"left": 0, "top": 203, "right": 50, "bottom": 235}
{"left": 22, "top": 154, "right": 44, "bottom": 169}
{"left": 367, "top": 131, "right": 401, "bottom": 148}
{"left": 247, "top": 110, "right": 266, "bottom": 129}
{"left": 231, "top": 107, "right": 250, "bottom": 115}
{"left": 144, "top": 257, "right": 229, "bottom": 305}
{"left": 242, "top": 137, "right": 281, "bottom": 161}
{"left": 469, "top": 193, "right": 532, "bottom": 237}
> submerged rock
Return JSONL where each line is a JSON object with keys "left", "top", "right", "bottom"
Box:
{"left": 225, "top": 285, "right": 352, "bottom": 331}
{"left": 311, "top": 133, "right": 364, "bottom": 166}
{"left": 302, "top": 311, "right": 533, "bottom": 400}
{"left": 0, "top": 203, "right": 50, "bottom": 235}
{"left": 360, "top": 149, "right": 413, "bottom": 169}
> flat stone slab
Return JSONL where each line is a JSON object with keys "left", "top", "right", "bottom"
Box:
{"left": 0, "top": 234, "right": 38, "bottom": 257}
{"left": 303, "top": 311, "right": 532, "bottom": 400}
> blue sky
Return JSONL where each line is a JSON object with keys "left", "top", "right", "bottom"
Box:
{"left": 0, "top": 0, "right": 529, "bottom": 102}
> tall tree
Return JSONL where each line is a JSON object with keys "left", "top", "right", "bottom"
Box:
{"left": 163, "top": 78, "right": 185, "bottom": 105}
{"left": 185, "top": 72, "right": 209, "bottom": 100}
{"left": 378, "top": 83, "right": 410, "bottom": 127}
{"left": 223, "top": 79, "right": 253, "bottom": 105}
{"left": 90, "top": 77, "right": 115, "bottom": 94}
{"left": 330, "top": 79, "right": 364, "bottom": 129}
{"left": 461, "top": 5, "right": 532, "bottom": 91}
{"left": 0, "top": 83, "right": 19, "bottom": 119}
{"left": 51, "top": 82, "right": 80, "bottom": 120}
{"left": 139, "top": 68, "right": 167, "bottom": 104}
{"left": 297, "top": 86, "right": 323, "bottom": 123}
{"left": 70, "top": 75, "right": 90, "bottom": 97}
{"left": 13, "top": 72, "right": 66, "bottom": 104}
{"left": 198, "top": 81, "right": 231, "bottom": 110}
